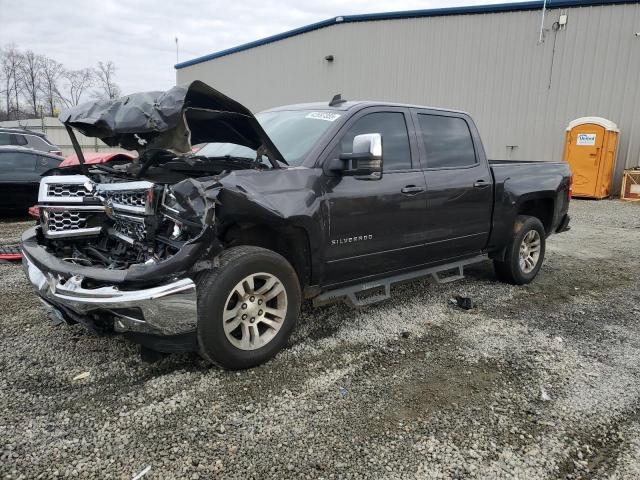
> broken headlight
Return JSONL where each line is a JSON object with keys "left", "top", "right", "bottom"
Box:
{"left": 161, "top": 186, "right": 182, "bottom": 216}
{"left": 158, "top": 186, "right": 207, "bottom": 244}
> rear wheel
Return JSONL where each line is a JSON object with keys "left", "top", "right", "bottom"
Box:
{"left": 196, "top": 246, "right": 301, "bottom": 369}
{"left": 494, "top": 215, "right": 546, "bottom": 285}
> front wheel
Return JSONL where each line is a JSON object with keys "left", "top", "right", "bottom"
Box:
{"left": 196, "top": 246, "right": 301, "bottom": 369}
{"left": 493, "top": 215, "right": 546, "bottom": 285}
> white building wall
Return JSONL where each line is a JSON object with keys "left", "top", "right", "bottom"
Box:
{"left": 177, "top": 2, "right": 640, "bottom": 191}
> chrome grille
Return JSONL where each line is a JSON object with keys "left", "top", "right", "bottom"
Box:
{"left": 47, "top": 183, "right": 90, "bottom": 198}
{"left": 41, "top": 207, "right": 104, "bottom": 238}
{"left": 106, "top": 191, "right": 147, "bottom": 208}
{"left": 113, "top": 215, "right": 146, "bottom": 243}
{"left": 48, "top": 211, "right": 88, "bottom": 231}
{"left": 38, "top": 176, "right": 155, "bottom": 241}
{"left": 39, "top": 175, "right": 94, "bottom": 204}
{"left": 97, "top": 181, "right": 155, "bottom": 215}
{"left": 101, "top": 191, "right": 148, "bottom": 213}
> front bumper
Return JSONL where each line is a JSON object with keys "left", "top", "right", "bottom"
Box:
{"left": 22, "top": 252, "right": 198, "bottom": 339}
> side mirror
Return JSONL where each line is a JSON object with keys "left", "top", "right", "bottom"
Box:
{"left": 328, "top": 133, "right": 383, "bottom": 178}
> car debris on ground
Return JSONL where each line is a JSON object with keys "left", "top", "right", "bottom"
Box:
{"left": 451, "top": 295, "right": 475, "bottom": 310}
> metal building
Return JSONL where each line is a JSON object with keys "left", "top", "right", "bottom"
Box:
{"left": 175, "top": 0, "right": 640, "bottom": 191}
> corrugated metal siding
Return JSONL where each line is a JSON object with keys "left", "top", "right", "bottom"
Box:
{"left": 177, "top": 3, "right": 640, "bottom": 191}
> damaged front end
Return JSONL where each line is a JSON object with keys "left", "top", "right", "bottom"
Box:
{"left": 22, "top": 175, "right": 217, "bottom": 351}
{"left": 21, "top": 81, "right": 284, "bottom": 351}
{"left": 36, "top": 174, "right": 215, "bottom": 271}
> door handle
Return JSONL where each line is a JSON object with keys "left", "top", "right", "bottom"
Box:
{"left": 473, "top": 179, "right": 490, "bottom": 188}
{"left": 401, "top": 185, "right": 425, "bottom": 195}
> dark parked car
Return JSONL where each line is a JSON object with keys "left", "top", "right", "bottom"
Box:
{"left": 22, "top": 81, "right": 571, "bottom": 369}
{"left": 0, "top": 146, "right": 63, "bottom": 215}
{"left": 0, "top": 127, "right": 63, "bottom": 157}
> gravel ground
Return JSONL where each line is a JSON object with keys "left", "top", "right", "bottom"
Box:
{"left": 1, "top": 200, "right": 639, "bottom": 479}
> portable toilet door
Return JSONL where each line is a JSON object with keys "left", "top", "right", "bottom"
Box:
{"left": 563, "top": 117, "right": 619, "bottom": 199}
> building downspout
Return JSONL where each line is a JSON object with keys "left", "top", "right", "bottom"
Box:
{"left": 538, "top": 0, "right": 548, "bottom": 43}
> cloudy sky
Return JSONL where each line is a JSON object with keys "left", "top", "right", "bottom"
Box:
{"left": 1, "top": 0, "right": 525, "bottom": 95}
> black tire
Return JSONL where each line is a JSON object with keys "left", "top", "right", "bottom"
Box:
{"left": 196, "top": 246, "right": 301, "bottom": 370}
{"left": 493, "top": 215, "right": 546, "bottom": 285}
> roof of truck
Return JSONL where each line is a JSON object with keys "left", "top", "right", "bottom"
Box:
{"left": 265, "top": 100, "right": 469, "bottom": 116}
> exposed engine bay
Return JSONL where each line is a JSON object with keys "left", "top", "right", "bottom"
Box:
{"left": 36, "top": 80, "right": 286, "bottom": 272}
{"left": 37, "top": 154, "right": 267, "bottom": 270}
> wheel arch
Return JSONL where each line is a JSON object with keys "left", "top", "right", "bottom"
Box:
{"left": 489, "top": 195, "right": 554, "bottom": 261}
{"left": 220, "top": 222, "right": 312, "bottom": 290}
{"left": 516, "top": 195, "right": 555, "bottom": 235}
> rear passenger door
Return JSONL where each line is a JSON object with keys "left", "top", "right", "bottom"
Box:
{"left": 412, "top": 110, "right": 493, "bottom": 262}
{"left": 321, "top": 108, "right": 427, "bottom": 286}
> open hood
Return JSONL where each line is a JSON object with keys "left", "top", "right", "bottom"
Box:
{"left": 59, "top": 80, "right": 286, "bottom": 165}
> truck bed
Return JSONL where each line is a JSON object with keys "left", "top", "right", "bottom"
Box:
{"left": 486, "top": 158, "right": 572, "bottom": 253}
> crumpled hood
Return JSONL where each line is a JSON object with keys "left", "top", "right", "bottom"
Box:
{"left": 59, "top": 80, "right": 285, "bottom": 164}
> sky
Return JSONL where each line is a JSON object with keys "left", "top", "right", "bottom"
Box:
{"left": 0, "top": 0, "right": 527, "bottom": 95}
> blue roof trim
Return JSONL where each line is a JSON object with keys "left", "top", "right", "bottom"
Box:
{"left": 175, "top": 0, "right": 637, "bottom": 69}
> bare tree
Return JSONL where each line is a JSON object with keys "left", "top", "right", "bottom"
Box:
{"left": 94, "top": 61, "right": 121, "bottom": 100}
{"left": 40, "top": 57, "right": 64, "bottom": 116}
{"left": 0, "top": 44, "right": 23, "bottom": 119}
{"left": 0, "top": 52, "right": 8, "bottom": 120}
{"left": 0, "top": 45, "right": 122, "bottom": 119}
{"left": 20, "top": 50, "right": 44, "bottom": 117}
{"left": 56, "top": 68, "right": 94, "bottom": 108}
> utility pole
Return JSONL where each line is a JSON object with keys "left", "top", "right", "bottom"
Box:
{"left": 39, "top": 105, "right": 45, "bottom": 134}
{"left": 175, "top": 37, "right": 179, "bottom": 63}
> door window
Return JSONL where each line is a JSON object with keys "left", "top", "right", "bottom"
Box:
{"left": 417, "top": 114, "right": 477, "bottom": 169}
{"left": 26, "top": 135, "right": 49, "bottom": 149}
{"left": 0, "top": 133, "right": 11, "bottom": 145}
{"left": 0, "top": 152, "right": 37, "bottom": 170}
{"left": 12, "top": 134, "right": 28, "bottom": 146}
{"left": 334, "top": 112, "right": 412, "bottom": 171}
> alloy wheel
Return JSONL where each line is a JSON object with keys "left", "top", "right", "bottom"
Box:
{"left": 222, "top": 272, "right": 287, "bottom": 350}
{"left": 519, "top": 230, "right": 541, "bottom": 274}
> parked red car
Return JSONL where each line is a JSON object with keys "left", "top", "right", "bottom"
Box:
{"left": 59, "top": 151, "right": 136, "bottom": 167}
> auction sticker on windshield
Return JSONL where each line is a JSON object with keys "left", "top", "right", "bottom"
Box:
{"left": 306, "top": 112, "right": 342, "bottom": 122}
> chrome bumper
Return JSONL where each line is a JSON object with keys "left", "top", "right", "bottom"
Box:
{"left": 22, "top": 253, "right": 198, "bottom": 336}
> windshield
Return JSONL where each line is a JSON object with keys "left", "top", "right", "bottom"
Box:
{"left": 196, "top": 109, "right": 341, "bottom": 166}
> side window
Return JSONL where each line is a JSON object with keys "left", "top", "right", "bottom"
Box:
{"left": 335, "top": 112, "right": 411, "bottom": 171}
{"left": 12, "top": 134, "right": 28, "bottom": 146}
{"left": 0, "top": 152, "right": 37, "bottom": 171}
{"left": 26, "top": 135, "right": 48, "bottom": 149}
{"left": 417, "top": 114, "right": 477, "bottom": 169}
{"left": 0, "top": 133, "right": 11, "bottom": 146}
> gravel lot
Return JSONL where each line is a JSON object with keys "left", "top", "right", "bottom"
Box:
{"left": 1, "top": 199, "right": 639, "bottom": 479}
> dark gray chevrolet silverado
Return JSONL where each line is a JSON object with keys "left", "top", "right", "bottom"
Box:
{"left": 21, "top": 81, "right": 571, "bottom": 369}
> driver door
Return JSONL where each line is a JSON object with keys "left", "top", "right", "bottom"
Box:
{"left": 320, "top": 108, "right": 428, "bottom": 287}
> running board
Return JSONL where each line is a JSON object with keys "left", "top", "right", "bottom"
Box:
{"left": 313, "top": 254, "right": 488, "bottom": 308}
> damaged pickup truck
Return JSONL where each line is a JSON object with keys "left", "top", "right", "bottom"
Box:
{"left": 22, "top": 81, "right": 571, "bottom": 369}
